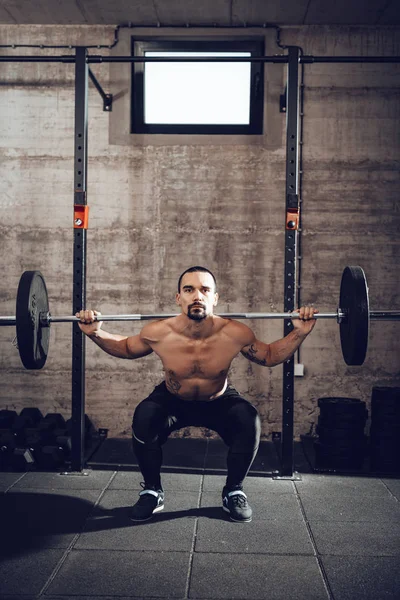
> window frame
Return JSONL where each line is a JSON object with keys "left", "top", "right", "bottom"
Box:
{"left": 131, "top": 38, "right": 265, "bottom": 135}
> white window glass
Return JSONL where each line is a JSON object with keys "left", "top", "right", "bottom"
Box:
{"left": 143, "top": 52, "right": 251, "bottom": 125}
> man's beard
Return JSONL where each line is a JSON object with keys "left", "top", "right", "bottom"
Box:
{"left": 188, "top": 304, "right": 207, "bottom": 321}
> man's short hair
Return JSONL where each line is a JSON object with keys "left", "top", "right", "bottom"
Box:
{"left": 178, "top": 266, "right": 217, "bottom": 292}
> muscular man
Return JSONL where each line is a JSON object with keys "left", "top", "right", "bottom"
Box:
{"left": 77, "top": 266, "right": 317, "bottom": 523}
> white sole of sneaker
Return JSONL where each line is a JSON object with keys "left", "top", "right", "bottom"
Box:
{"left": 222, "top": 505, "right": 252, "bottom": 523}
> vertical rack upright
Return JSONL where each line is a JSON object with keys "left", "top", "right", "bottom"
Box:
{"left": 70, "top": 47, "right": 89, "bottom": 472}
{"left": 280, "top": 46, "right": 301, "bottom": 477}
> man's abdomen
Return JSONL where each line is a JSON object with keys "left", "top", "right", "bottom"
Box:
{"left": 165, "top": 376, "right": 228, "bottom": 401}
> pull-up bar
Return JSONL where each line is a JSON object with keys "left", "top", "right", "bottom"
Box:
{"left": 0, "top": 55, "right": 399, "bottom": 63}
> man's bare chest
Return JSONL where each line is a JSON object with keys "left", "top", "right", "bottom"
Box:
{"left": 153, "top": 335, "right": 239, "bottom": 379}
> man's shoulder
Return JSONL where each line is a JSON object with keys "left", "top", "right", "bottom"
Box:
{"left": 140, "top": 317, "right": 175, "bottom": 342}
{"left": 219, "top": 317, "right": 255, "bottom": 346}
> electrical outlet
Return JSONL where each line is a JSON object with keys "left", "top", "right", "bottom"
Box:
{"left": 295, "top": 363, "right": 304, "bottom": 376}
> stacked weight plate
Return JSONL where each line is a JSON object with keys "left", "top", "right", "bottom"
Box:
{"left": 314, "top": 397, "right": 368, "bottom": 470}
{"left": 370, "top": 387, "right": 400, "bottom": 473}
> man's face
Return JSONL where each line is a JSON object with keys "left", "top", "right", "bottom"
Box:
{"left": 176, "top": 272, "right": 218, "bottom": 321}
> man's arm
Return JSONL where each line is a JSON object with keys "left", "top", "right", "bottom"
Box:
{"left": 241, "top": 329, "right": 308, "bottom": 367}
{"left": 76, "top": 310, "right": 153, "bottom": 359}
{"left": 238, "top": 306, "right": 318, "bottom": 367}
{"left": 87, "top": 329, "right": 153, "bottom": 359}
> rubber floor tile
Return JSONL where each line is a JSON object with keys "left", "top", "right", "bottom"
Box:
{"left": 295, "top": 474, "right": 392, "bottom": 496}
{"left": 322, "top": 555, "right": 400, "bottom": 599}
{"left": 0, "top": 472, "right": 26, "bottom": 492}
{"left": 195, "top": 516, "right": 314, "bottom": 554}
{"left": 1, "top": 489, "right": 101, "bottom": 555}
{"left": 299, "top": 493, "right": 400, "bottom": 522}
{"left": 189, "top": 553, "right": 329, "bottom": 599}
{"left": 46, "top": 549, "right": 189, "bottom": 598}
{"left": 11, "top": 469, "right": 114, "bottom": 490}
{"left": 382, "top": 478, "right": 400, "bottom": 500}
{"left": 310, "top": 520, "right": 400, "bottom": 556}
{"left": 75, "top": 490, "right": 199, "bottom": 551}
{"left": 0, "top": 548, "right": 64, "bottom": 595}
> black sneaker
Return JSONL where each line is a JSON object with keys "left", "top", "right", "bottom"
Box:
{"left": 222, "top": 486, "right": 252, "bottom": 523}
{"left": 129, "top": 483, "right": 164, "bottom": 522}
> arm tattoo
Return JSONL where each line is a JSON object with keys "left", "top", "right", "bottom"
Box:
{"left": 166, "top": 370, "right": 182, "bottom": 394}
{"left": 241, "top": 344, "right": 268, "bottom": 366}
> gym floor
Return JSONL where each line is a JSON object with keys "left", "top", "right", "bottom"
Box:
{"left": 1, "top": 440, "right": 400, "bottom": 600}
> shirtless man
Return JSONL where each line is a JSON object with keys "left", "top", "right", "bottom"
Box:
{"left": 77, "top": 266, "right": 317, "bottom": 523}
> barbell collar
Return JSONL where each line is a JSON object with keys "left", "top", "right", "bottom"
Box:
{"left": 0, "top": 316, "right": 16, "bottom": 326}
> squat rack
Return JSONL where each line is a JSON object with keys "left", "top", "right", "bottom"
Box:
{"left": 2, "top": 49, "right": 399, "bottom": 476}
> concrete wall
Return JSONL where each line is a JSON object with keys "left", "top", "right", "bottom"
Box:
{"left": 0, "top": 24, "right": 399, "bottom": 440}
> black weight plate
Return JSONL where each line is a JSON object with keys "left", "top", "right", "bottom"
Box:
{"left": 318, "top": 405, "right": 368, "bottom": 417}
{"left": 371, "top": 414, "right": 400, "bottom": 427}
{"left": 16, "top": 271, "right": 50, "bottom": 369}
{"left": 316, "top": 425, "right": 365, "bottom": 441}
{"left": 370, "top": 445, "right": 400, "bottom": 457}
{"left": 318, "top": 398, "right": 368, "bottom": 424}
{"left": 370, "top": 433, "right": 400, "bottom": 445}
{"left": 371, "top": 387, "right": 400, "bottom": 414}
{"left": 372, "top": 386, "right": 400, "bottom": 401}
{"left": 370, "top": 459, "right": 400, "bottom": 472}
{"left": 372, "top": 406, "right": 400, "bottom": 418}
{"left": 317, "top": 420, "right": 366, "bottom": 432}
{"left": 318, "top": 397, "right": 363, "bottom": 409}
{"left": 318, "top": 412, "right": 368, "bottom": 429}
{"left": 371, "top": 434, "right": 400, "bottom": 446}
{"left": 371, "top": 455, "right": 400, "bottom": 466}
{"left": 339, "top": 265, "right": 369, "bottom": 366}
{"left": 372, "top": 411, "right": 400, "bottom": 421}
{"left": 314, "top": 441, "right": 365, "bottom": 469}
{"left": 314, "top": 439, "right": 367, "bottom": 458}
{"left": 317, "top": 437, "right": 367, "bottom": 453}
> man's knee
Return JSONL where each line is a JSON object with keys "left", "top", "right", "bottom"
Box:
{"left": 132, "top": 400, "right": 166, "bottom": 445}
{"left": 224, "top": 401, "right": 261, "bottom": 449}
{"left": 232, "top": 401, "right": 260, "bottom": 430}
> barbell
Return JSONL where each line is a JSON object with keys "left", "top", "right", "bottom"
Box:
{"left": 0, "top": 266, "right": 399, "bottom": 370}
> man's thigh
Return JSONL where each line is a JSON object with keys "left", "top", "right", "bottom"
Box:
{"left": 198, "top": 388, "right": 260, "bottom": 445}
{"left": 132, "top": 383, "right": 195, "bottom": 443}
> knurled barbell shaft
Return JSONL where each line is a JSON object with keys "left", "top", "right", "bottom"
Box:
{"left": 1, "top": 310, "right": 399, "bottom": 327}
{"left": 369, "top": 311, "right": 400, "bottom": 320}
{"left": 48, "top": 312, "right": 344, "bottom": 322}
{"left": 47, "top": 310, "right": 400, "bottom": 322}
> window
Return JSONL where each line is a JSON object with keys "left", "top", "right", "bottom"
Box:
{"left": 131, "top": 39, "right": 264, "bottom": 135}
